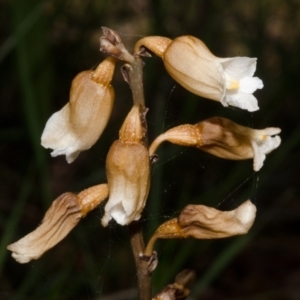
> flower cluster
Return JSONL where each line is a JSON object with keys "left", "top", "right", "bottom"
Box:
{"left": 8, "top": 27, "right": 280, "bottom": 274}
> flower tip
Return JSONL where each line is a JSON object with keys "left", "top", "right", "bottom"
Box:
{"left": 235, "top": 200, "right": 257, "bottom": 229}
{"left": 257, "top": 78, "right": 264, "bottom": 90}
{"left": 101, "top": 215, "right": 110, "bottom": 227}
{"left": 275, "top": 135, "right": 281, "bottom": 147}
{"left": 7, "top": 193, "right": 82, "bottom": 264}
{"left": 7, "top": 244, "right": 32, "bottom": 264}
{"left": 247, "top": 100, "right": 260, "bottom": 112}
{"left": 50, "top": 148, "right": 80, "bottom": 163}
{"left": 263, "top": 127, "right": 281, "bottom": 136}
{"left": 102, "top": 201, "right": 142, "bottom": 226}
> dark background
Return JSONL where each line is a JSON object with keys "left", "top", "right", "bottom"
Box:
{"left": 1, "top": 0, "right": 300, "bottom": 299}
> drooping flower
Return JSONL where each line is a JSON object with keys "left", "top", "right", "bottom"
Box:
{"left": 135, "top": 36, "right": 263, "bottom": 112}
{"left": 7, "top": 185, "right": 108, "bottom": 263}
{"left": 41, "top": 57, "right": 116, "bottom": 163}
{"left": 144, "top": 200, "right": 256, "bottom": 256}
{"left": 149, "top": 117, "right": 281, "bottom": 171}
{"left": 102, "top": 105, "right": 150, "bottom": 226}
{"left": 178, "top": 200, "right": 256, "bottom": 239}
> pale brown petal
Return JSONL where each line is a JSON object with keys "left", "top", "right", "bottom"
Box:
{"left": 163, "top": 36, "right": 224, "bottom": 102}
{"left": 7, "top": 193, "right": 81, "bottom": 263}
{"left": 178, "top": 200, "right": 256, "bottom": 239}
{"left": 7, "top": 184, "right": 109, "bottom": 263}
{"left": 134, "top": 36, "right": 172, "bottom": 57}
{"left": 149, "top": 117, "right": 281, "bottom": 171}
{"left": 102, "top": 140, "right": 150, "bottom": 226}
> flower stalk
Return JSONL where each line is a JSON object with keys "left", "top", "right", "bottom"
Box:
{"left": 125, "top": 54, "right": 152, "bottom": 300}
{"left": 8, "top": 26, "right": 282, "bottom": 300}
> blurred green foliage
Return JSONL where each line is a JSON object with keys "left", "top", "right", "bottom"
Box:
{"left": 1, "top": 0, "right": 300, "bottom": 299}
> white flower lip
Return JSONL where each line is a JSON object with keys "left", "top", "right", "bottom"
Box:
{"left": 251, "top": 127, "right": 281, "bottom": 171}
{"left": 41, "top": 106, "right": 81, "bottom": 163}
{"left": 101, "top": 175, "right": 145, "bottom": 226}
{"left": 221, "top": 57, "right": 263, "bottom": 112}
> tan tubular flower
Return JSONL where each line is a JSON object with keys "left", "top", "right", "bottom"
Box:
{"left": 135, "top": 36, "right": 263, "bottom": 112}
{"left": 7, "top": 184, "right": 108, "bottom": 263}
{"left": 145, "top": 200, "right": 256, "bottom": 256}
{"left": 149, "top": 117, "right": 281, "bottom": 171}
{"left": 41, "top": 57, "right": 116, "bottom": 163}
{"left": 178, "top": 200, "right": 256, "bottom": 239}
{"left": 200, "top": 117, "right": 281, "bottom": 171}
{"left": 102, "top": 105, "right": 150, "bottom": 226}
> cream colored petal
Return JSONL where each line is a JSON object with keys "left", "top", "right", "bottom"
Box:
{"left": 252, "top": 134, "right": 281, "bottom": 171}
{"left": 7, "top": 193, "right": 82, "bottom": 263}
{"left": 223, "top": 91, "right": 259, "bottom": 112}
{"left": 41, "top": 105, "right": 81, "bottom": 163}
{"left": 163, "top": 36, "right": 224, "bottom": 101}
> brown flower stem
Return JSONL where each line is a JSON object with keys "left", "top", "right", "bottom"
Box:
{"left": 129, "top": 56, "right": 146, "bottom": 108}
{"left": 127, "top": 55, "right": 151, "bottom": 300}
{"left": 129, "top": 221, "right": 152, "bottom": 300}
{"left": 149, "top": 134, "right": 167, "bottom": 157}
{"left": 144, "top": 233, "right": 158, "bottom": 257}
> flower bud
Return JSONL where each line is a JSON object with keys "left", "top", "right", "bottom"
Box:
{"left": 41, "top": 57, "right": 116, "bottom": 163}
{"left": 100, "top": 27, "right": 134, "bottom": 63}
{"left": 102, "top": 105, "right": 150, "bottom": 226}
{"left": 7, "top": 184, "right": 108, "bottom": 263}
{"left": 153, "top": 269, "right": 196, "bottom": 300}
{"left": 135, "top": 35, "right": 263, "bottom": 112}
{"left": 149, "top": 117, "right": 281, "bottom": 171}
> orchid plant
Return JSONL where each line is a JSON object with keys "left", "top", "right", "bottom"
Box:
{"left": 7, "top": 27, "right": 281, "bottom": 300}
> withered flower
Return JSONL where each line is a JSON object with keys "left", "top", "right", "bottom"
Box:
{"left": 100, "top": 27, "right": 134, "bottom": 63}
{"left": 145, "top": 200, "right": 256, "bottom": 256}
{"left": 41, "top": 57, "right": 116, "bottom": 163}
{"left": 135, "top": 35, "right": 263, "bottom": 112}
{"left": 102, "top": 105, "right": 150, "bottom": 226}
{"left": 149, "top": 117, "right": 281, "bottom": 171}
{"left": 7, "top": 184, "right": 108, "bottom": 263}
{"left": 153, "top": 269, "right": 196, "bottom": 300}
{"left": 178, "top": 200, "right": 256, "bottom": 239}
